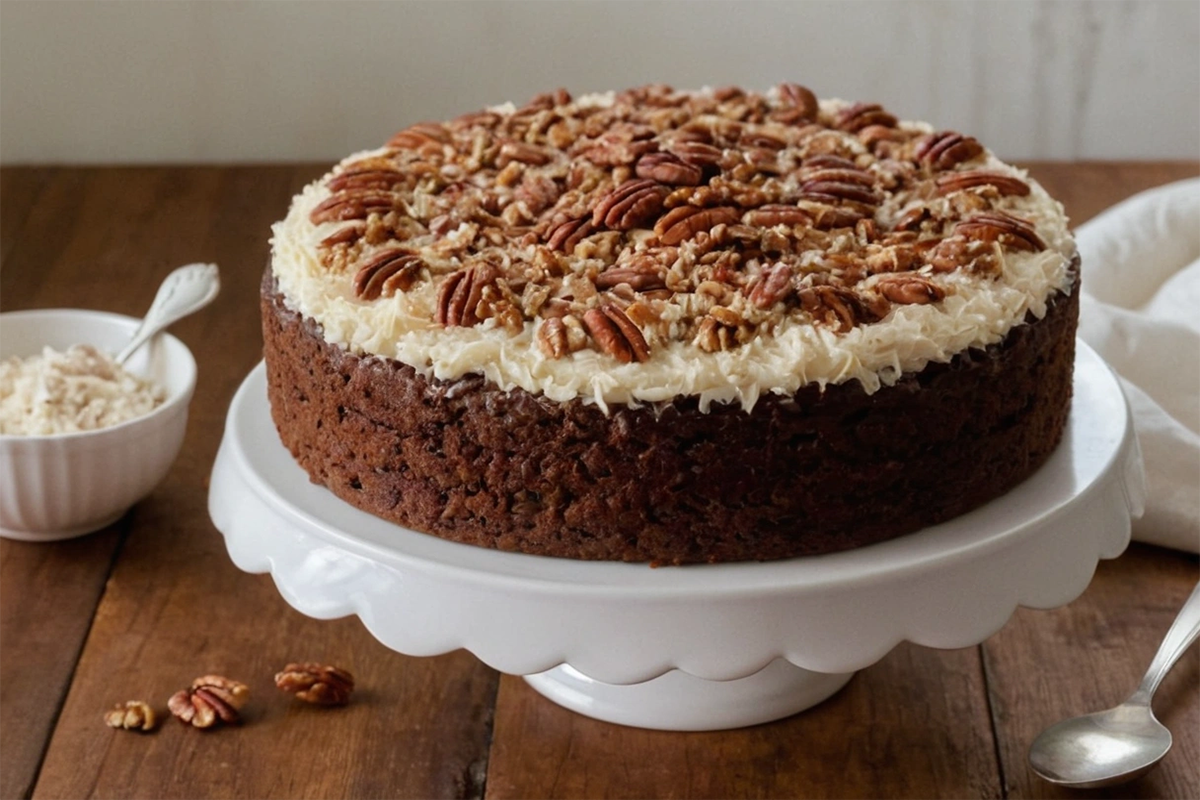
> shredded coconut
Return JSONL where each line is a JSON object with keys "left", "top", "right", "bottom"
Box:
{"left": 0, "top": 345, "right": 166, "bottom": 435}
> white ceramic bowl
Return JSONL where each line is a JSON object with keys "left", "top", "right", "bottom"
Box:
{"left": 0, "top": 309, "right": 197, "bottom": 541}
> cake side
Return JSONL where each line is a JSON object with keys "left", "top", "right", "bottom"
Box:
{"left": 262, "top": 262, "right": 1078, "bottom": 564}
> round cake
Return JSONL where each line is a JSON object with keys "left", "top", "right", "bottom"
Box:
{"left": 263, "top": 83, "right": 1078, "bottom": 564}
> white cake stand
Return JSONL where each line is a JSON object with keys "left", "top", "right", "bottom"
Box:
{"left": 208, "top": 343, "right": 1143, "bottom": 731}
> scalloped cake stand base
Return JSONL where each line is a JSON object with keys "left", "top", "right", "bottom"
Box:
{"left": 209, "top": 343, "right": 1143, "bottom": 731}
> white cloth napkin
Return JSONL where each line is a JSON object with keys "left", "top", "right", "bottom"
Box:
{"left": 1075, "top": 178, "right": 1200, "bottom": 553}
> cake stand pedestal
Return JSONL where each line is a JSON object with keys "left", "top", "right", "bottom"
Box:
{"left": 208, "top": 343, "right": 1143, "bottom": 731}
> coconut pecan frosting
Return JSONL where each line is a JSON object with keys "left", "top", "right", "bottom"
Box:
{"left": 271, "top": 83, "right": 1074, "bottom": 409}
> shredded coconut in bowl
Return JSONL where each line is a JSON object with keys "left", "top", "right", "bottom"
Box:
{"left": 0, "top": 344, "right": 166, "bottom": 435}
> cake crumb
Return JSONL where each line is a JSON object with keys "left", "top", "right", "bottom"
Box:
{"left": 0, "top": 344, "right": 166, "bottom": 435}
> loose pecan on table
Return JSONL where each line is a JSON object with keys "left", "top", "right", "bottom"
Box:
{"left": 274, "top": 663, "right": 355, "bottom": 706}
{"left": 104, "top": 701, "right": 157, "bottom": 732}
{"left": 168, "top": 676, "right": 249, "bottom": 729}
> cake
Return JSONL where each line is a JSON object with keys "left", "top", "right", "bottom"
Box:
{"left": 263, "top": 83, "right": 1078, "bottom": 564}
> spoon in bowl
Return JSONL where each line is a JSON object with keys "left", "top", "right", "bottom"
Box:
{"left": 1028, "top": 581, "right": 1200, "bottom": 788}
{"left": 116, "top": 263, "right": 220, "bottom": 365}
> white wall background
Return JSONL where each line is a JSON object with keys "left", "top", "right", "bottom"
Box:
{"left": 1, "top": 0, "right": 1197, "bottom": 164}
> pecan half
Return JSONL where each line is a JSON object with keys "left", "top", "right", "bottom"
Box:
{"left": 544, "top": 216, "right": 595, "bottom": 253}
{"left": 581, "top": 130, "right": 659, "bottom": 167}
{"left": 771, "top": 82, "right": 819, "bottom": 125}
{"left": 635, "top": 152, "right": 703, "bottom": 186}
{"left": 387, "top": 122, "right": 451, "bottom": 151}
{"left": 309, "top": 192, "right": 396, "bottom": 225}
{"left": 436, "top": 263, "right": 500, "bottom": 326}
{"left": 275, "top": 663, "right": 355, "bottom": 706}
{"left": 582, "top": 305, "right": 651, "bottom": 363}
{"left": 104, "top": 701, "right": 157, "bottom": 732}
{"left": 892, "top": 205, "right": 932, "bottom": 232}
{"left": 914, "top": 131, "right": 984, "bottom": 172}
{"left": 320, "top": 222, "right": 366, "bottom": 248}
{"left": 668, "top": 140, "right": 724, "bottom": 169}
{"left": 654, "top": 205, "right": 741, "bottom": 245}
{"left": 750, "top": 262, "right": 794, "bottom": 309}
{"left": 798, "top": 285, "right": 880, "bottom": 331}
{"left": 928, "top": 235, "right": 1001, "bottom": 274}
{"left": 168, "top": 676, "right": 248, "bottom": 729}
{"left": 595, "top": 265, "right": 667, "bottom": 292}
{"left": 800, "top": 164, "right": 880, "bottom": 206}
{"left": 874, "top": 273, "right": 946, "bottom": 305}
{"left": 498, "top": 140, "right": 553, "bottom": 167}
{"left": 327, "top": 168, "right": 409, "bottom": 193}
{"left": 353, "top": 249, "right": 425, "bottom": 299}
{"left": 935, "top": 170, "right": 1031, "bottom": 197}
{"left": 592, "top": 179, "right": 669, "bottom": 230}
{"left": 744, "top": 205, "right": 813, "bottom": 228}
{"left": 836, "top": 103, "right": 897, "bottom": 132}
{"left": 955, "top": 212, "right": 1046, "bottom": 252}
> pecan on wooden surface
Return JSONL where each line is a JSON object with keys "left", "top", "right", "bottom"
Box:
{"left": 104, "top": 700, "right": 157, "bottom": 732}
{"left": 168, "top": 676, "right": 248, "bottom": 729}
{"left": 274, "top": 663, "right": 355, "bottom": 706}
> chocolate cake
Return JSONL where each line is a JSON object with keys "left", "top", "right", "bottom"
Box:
{"left": 264, "top": 83, "right": 1079, "bottom": 564}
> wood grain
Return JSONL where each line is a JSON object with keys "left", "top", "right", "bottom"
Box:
{"left": 0, "top": 167, "right": 55, "bottom": 267}
{"left": 487, "top": 644, "right": 1002, "bottom": 799}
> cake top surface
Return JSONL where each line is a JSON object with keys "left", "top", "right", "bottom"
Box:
{"left": 271, "top": 83, "right": 1075, "bottom": 410}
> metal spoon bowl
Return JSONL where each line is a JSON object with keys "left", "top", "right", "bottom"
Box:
{"left": 1029, "top": 582, "right": 1200, "bottom": 788}
{"left": 116, "top": 263, "right": 220, "bottom": 365}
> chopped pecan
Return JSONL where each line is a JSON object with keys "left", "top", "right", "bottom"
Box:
{"left": 168, "top": 676, "right": 248, "bottom": 729}
{"left": 437, "top": 263, "right": 500, "bottom": 326}
{"left": 635, "top": 152, "right": 703, "bottom": 186}
{"left": 935, "top": 170, "right": 1031, "bottom": 197}
{"left": 104, "top": 701, "right": 157, "bottom": 732}
{"left": 694, "top": 314, "right": 742, "bottom": 352}
{"left": 592, "top": 179, "right": 669, "bottom": 230}
{"left": 892, "top": 205, "right": 932, "bottom": 232}
{"left": 771, "top": 82, "right": 819, "bottom": 124}
{"left": 513, "top": 173, "right": 561, "bottom": 215}
{"left": 914, "top": 131, "right": 984, "bottom": 171}
{"left": 275, "top": 663, "right": 355, "bottom": 706}
{"left": 802, "top": 154, "right": 861, "bottom": 171}
{"left": 387, "top": 122, "right": 451, "bottom": 151}
{"left": 874, "top": 273, "right": 946, "bottom": 305}
{"left": 654, "top": 205, "right": 741, "bottom": 245}
{"left": 353, "top": 249, "right": 425, "bottom": 299}
{"left": 803, "top": 202, "right": 866, "bottom": 230}
{"left": 749, "top": 262, "right": 794, "bottom": 309}
{"left": 955, "top": 212, "right": 1046, "bottom": 252}
{"left": 744, "top": 205, "right": 813, "bottom": 228}
{"left": 544, "top": 216, "right": 595, "bottom": 253}
{"left": 582, "top": 305, "right": 651, "bottom": 363}
{"left": 836, "top": 103, "right": 897, "bottom": 132}
{"left": 581, "top": 126, "right": 659, "bottom": 166}
{"left": 799, "top": 285, "right": 881, "bottom": 331}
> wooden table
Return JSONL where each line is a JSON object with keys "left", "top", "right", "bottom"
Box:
{"left": 2, "top": 162, "right": 1197, "bottom": 800}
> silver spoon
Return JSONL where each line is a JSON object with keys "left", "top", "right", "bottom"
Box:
{"left": 1028, "top": 581, "right": 1200, "bottom": 788}
{"left": 115, "top": 263, "right": 220, "bottom": 364}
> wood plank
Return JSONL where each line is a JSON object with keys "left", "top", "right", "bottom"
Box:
{"left": 0, "top": 167, "right": 55, "bottom": 268}
{"left": 986, "top": 161, "right": 1199, "bottom": 800}
{"left": 27, "top": 166, "right": 500, "bottom": 800}
{"left": 486, "top": 644, "right": 1002, "bottom": 799}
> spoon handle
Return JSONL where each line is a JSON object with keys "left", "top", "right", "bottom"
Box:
{"left": 116, "top": 263, "right": 220, "bottom": 364}
{"left": 1131, "top": 581, "right": 1200, "bottom": 704}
